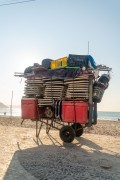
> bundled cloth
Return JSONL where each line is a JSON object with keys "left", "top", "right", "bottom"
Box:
{"left": 23, "top": 54, "right": 97, "bottom": 79}
{"left": 67, "top": 54, "right": 97, "bottom": 69}
{"left": 33, "top": 68, "right": 83, "bottom": 79}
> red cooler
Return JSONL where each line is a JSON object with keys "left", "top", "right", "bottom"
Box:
{"left": 62, "top": 101, "right": 88, "bottom": 124}
{"left": 21, "top": 98, "right": 38, "bottom": 120}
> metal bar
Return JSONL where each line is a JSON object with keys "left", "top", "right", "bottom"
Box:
{"left": 73, "top": 78, "right": 76, "bottom": 123}
{"left": 37, "top": 121, "right": 43, "bottom": 137}
{"left": 46, "top": 119, "right": 54, "bottom": 134}
{"left": 36, "top": 119, "right": 38, "bottom": 137}
{"left": 88, "top": 75, "right": 93, "bottom": 126}
{"left": 21, "top": 119, "right": 25, "bottom": 126}
{"left": 92, "top": 102, "right": 97, "bottom": 124}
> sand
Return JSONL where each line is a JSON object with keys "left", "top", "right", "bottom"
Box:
{"left": 0, "top": 116, "right": 120, "bottom": 180}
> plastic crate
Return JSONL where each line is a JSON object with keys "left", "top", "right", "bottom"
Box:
{"left": 62, "top": 101, "right": 88, "bottom": 124}
{"left": 21, "top": 98, "right": 39, "bottom": 120}
{"left": 51, "top": 57, "right": 67, "bottom": 69}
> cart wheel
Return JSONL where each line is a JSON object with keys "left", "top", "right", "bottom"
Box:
{"left": 71, "top": 123, "right": 83, "bottom": 137}
{"left": 59, "top": 125, "right": 75, "bottom": 143}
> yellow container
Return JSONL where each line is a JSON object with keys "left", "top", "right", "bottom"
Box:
{"left": 51, "top": 61, "right": 56, "bottom": 69}
{"left": 51, "top": 57, "right": 67, "bottom": 69}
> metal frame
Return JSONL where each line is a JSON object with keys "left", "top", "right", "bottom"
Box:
{"left": 33, "top": 74, "right": 96, "bottom": 139}
{"left": 17, "top": 64, "right": 111, "bottom": 142}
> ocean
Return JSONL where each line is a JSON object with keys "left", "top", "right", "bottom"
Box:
{"left": 97, "top": 111, "right": 120, "bottom": 121}
{"left": 0, "top": 108, "right": 120, "bottom": 121}
{"left": 0, "top": 107, "right": 21, "bottom": 117}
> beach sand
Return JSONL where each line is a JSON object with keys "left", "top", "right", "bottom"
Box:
{"left": 0, "top": 116, "right": 120, "bottom": 180}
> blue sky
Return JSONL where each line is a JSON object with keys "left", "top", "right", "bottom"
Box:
{"left": 0, "top": 0, "right": 120, "bottom": 111}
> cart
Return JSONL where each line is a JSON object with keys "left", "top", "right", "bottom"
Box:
{"left": 15, "top": 56, "right": 111, "bottom": 143}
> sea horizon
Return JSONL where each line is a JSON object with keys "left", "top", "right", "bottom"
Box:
{"left": 0, "top": 107, "right": 120, "bottom": 121}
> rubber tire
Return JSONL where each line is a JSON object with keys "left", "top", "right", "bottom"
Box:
{"left": 71, "top": 123, "right": 83, "bottom": 137}
{"left": 59, "top": 126, "right": 75, "bottom": 143}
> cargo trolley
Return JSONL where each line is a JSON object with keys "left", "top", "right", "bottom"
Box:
{"left": 15, "top": 55, "right": 111, "bottom": 143}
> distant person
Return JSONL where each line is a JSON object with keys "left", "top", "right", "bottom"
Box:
{"left": 4, "top": 112, "right": 6, "bottom": 116}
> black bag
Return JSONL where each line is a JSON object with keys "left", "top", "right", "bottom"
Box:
{"left": 67, "top": 54, "right": 88, "bottom": 68}
{"left": 42, "top": 59, "right": 53, "bottom": 69}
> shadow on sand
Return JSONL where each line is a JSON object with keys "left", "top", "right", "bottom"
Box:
{"left": 3, "top": 135, "right": 120, "bottom": 180}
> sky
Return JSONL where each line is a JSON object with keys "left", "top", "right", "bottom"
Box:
{"left": 0, "top": 0, "right": 120, "bottom": 111}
